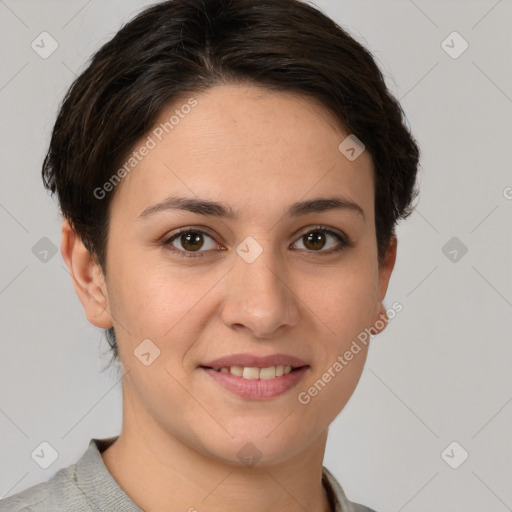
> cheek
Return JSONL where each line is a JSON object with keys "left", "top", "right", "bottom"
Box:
{"left": 295, "top": 273, "right": 374, "bottom": 427}
{"left": 107, "top": 259, "right": 222, "bottom": 348}
{"left": 304, "top": 259, "right": 378, "bottom": 345}
{"left": 306, "top": 352, "right": 368, "bottom": 430}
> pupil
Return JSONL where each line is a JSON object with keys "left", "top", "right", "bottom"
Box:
{"left": 305, "top": 231, "right": 325, "bottom": 250}
{"left": 182, "top": 232, "right": 203, "bottom": 251}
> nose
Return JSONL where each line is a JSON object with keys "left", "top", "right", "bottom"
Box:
{"left": 219, "top": 244, "right": 300, "bottom": 339}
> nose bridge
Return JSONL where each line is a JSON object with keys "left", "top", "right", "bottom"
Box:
{"left": 220, "top": 235, "right": 299, "bottom": 337}
{"left": 240, "top": 242, "right": 282, "bottom": 295}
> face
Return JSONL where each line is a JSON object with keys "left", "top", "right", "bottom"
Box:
{"left": 72, "top": 84, "right": 395, "bottom": 465}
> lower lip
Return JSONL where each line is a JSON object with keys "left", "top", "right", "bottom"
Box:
{"left": 201, "top": 367, "right": 309, "bottom": 400}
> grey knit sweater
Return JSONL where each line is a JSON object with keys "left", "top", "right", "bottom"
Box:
{"left": 0, "top": 437, "right": 377, "bottom": 512}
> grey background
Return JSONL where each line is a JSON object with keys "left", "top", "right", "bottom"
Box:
{"left": 1, "top": 0, "right": 511, "bottom": 510}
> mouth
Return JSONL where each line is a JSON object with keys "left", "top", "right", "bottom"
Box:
{"left": 198, "top": 354, "right": 311, "bottom": 400}
{"left": 199, "top": 353, "right": 310, "bottom": 400}
{"left": 199, "top": 364, "right": 304, "bottom": 380}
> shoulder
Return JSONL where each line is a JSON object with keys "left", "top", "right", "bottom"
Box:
{"left": 0, "top": 479, "right": 46, "bottom": 512}
{"left": 0, "top": 437, "right": 136, "bottom": 512}
{"left": 0, "top": 481, "right": 56, "bottom": 511}
{"left": 0, "top": 463, "right": 89, "bottom": 512}
{"left": 322, "top": 466, "right": 379, "bottom": 512}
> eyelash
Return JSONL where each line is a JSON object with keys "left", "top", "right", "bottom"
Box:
{"left": 162, "top": 225, "right": 353, "bottom": 259}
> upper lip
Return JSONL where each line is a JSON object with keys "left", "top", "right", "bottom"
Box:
{"left": 201, "top": 353, "right": 309, "bottom": 369}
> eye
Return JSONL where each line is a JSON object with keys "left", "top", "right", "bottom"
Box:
{"left": 291, "top": 227, "right": 351, "bottom": 254}
{"left": 162, "top": 225, "right": 352, "bottom": 259}
{"left": 163, "top": 228, "right": 219, "bottom": 258}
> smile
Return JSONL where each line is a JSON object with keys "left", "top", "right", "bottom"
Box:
{"left": 200, "top": 364, "right": 309, "bottom": 400}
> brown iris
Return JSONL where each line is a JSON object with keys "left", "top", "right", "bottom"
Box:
{"left": 303, "top": 231, "right": 326, "bottom": 251}
{"left": 180, "top": 232, "right": 204, "bottom": 251}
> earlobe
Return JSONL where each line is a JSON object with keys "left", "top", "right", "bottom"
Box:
{"left": 370, "top": 301, "right": 389, "bottom": 335}
{"left": 60, "top": 220, "right": 113, "bottom": 329}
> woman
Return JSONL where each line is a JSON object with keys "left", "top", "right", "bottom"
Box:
{"left": 0, "top": 0, "right": 419, "bottom": 510}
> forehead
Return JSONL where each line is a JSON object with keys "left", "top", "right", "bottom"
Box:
{"left": 110, "top": 84, "right": 375, "bottom": 222}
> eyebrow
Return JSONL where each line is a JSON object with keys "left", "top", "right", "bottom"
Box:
{"left": 137, "top": 195, "right": 365, "bottom": 222}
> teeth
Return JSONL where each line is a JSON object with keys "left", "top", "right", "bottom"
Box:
{"left": 230, "top": 365, "right": 243, "bottom": 377}
{"left": 242, "top": 367, "right": 260, "bottom": 379}
{"left": 259, "top": 366, "right": 276, "bottom": 380}
{"left": 214, "top": 365, "right": 295, "bottom": 379}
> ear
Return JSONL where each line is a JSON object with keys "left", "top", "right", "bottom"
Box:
{"left": 370, "top": 234, "right": 398, "bottom": 335}
{"left": 60, "top": 219, "right": 113, "bottom": 329}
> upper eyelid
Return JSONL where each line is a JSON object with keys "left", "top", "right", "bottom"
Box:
{"left": 164, "top": 226, "right": 219, "bottom": 244}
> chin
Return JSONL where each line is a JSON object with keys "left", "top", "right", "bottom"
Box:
{"left": 198, "top": 421, "right": 317, "bottom": 468}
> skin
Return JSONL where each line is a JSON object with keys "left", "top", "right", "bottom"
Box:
{"left": 61, "top": 83, "right": 397, "bottom": 512}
